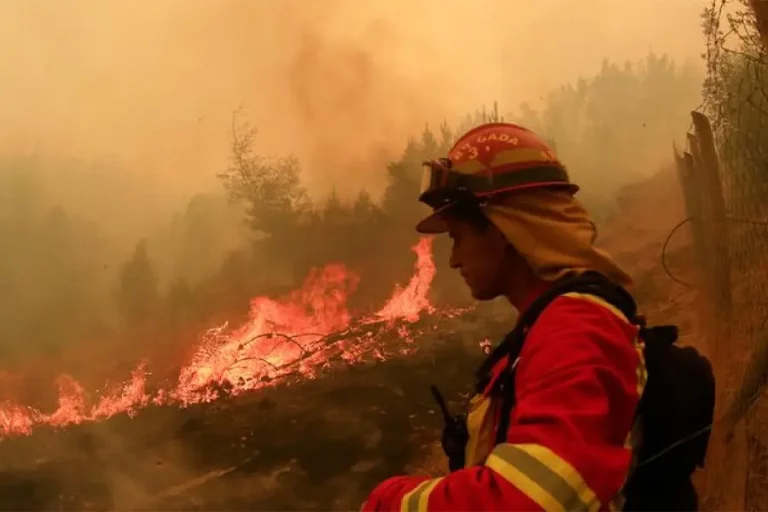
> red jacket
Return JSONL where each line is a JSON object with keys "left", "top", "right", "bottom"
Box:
{"left": 363, "top": 288, "right": 646, "bottom": 512}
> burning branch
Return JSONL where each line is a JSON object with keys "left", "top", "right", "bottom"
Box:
{"left": 0, "top": 238, "right": 439, "bottom": 439}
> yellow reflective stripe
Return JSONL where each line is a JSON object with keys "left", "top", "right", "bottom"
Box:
{"left": 487, "top": 453, "right": 563, "bottom": 512}
{"left": 400, "top": 478, "right": 442, "bottom": 512}
{"left": 634, "top": 336, "right": 647, "bottom": 396}
{"left": 562, "top": 292, "right": 629, "bottom": 324}
{"left": 564, "top": 291, "right": 645, "bottom": 511}
{"left": 521, "top": 444, "right": 601, "bottom": 512}
{"left": 562, "top": 291, "right": 647, "bottom": 396}
{"left": 485, "top": 443, "right": 601, "bottom": 512}
{"left": 464, "top": 394, "right": 496, "bottom": 467}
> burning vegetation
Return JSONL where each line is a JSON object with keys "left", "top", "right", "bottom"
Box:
{"left": 0, "top": 7, "right": 719, "bottom": 509}
{"left": 0, "top": 237, "right": 444, "bottom": 437}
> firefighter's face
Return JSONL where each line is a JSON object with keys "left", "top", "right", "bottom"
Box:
{"left": 446, "top": 216, "right": 513, "bottom": 301}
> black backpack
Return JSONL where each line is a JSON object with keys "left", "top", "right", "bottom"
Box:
{"left": 476, "top": 271, "right": 716, "bottom": 511}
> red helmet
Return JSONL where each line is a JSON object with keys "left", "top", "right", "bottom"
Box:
{"left": 418, "top": 123, "right": 577, "bottom": 217}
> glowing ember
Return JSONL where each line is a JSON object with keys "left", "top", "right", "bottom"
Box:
{"left": 0, "top": 237, "right": 444, "bottom": 438}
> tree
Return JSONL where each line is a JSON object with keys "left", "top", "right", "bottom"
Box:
{"left": 509, "top": 53, "right": 702, "bottom": 219}
{"left": 702, "top": 2, "right": 768, "bottom": 208}
{"left": 218, "top": 113, "right": 310, "bottom": 240}
{"left": 217, "top": 111, "right": 315, "bottom": 283}
{"left": 0, "top": 162, "right": 114, "bottom": 360}
{"left": 456, "top": 102, "right": 504, "bottom": 136}
{"left": 164, "top": 277, "right": 197, "bottom": 329}
{"left": 116, "top": 240, "right": 160, "bottom": 329}
{"left": 158, "top": 192, "right": 246, "bottom": 286}
{"left": 381, "top": 124, "right": 454, "bottom": 226}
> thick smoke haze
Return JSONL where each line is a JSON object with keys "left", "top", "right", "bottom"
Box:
{"left": 0, "top": 0, "right": 707, "bottom": 200}
{"left": 0, "top": 0, "right": 710, "bottom": 367}
{"left": 4, "top": 4, "right": 767, "bottom": 511}
{"left": 0, "top": 4, "right": 723, "bottom": 508}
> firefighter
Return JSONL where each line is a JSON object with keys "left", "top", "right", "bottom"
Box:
{"left": 362, "top": 122, "right": 647, "bottom": 511}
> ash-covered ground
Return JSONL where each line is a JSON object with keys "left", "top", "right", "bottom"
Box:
{"left": 0, "top": 308, "right": 511, "bottom": 511}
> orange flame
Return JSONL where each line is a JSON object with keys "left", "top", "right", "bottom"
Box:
{"left": 172, "top": 264, "right": 359, "bottom": 405}
{"left": 375, "top": 237, "right": 435, "bottom": 322}
{"left": 0, "top": 237, "right": 441, "bottom": 438}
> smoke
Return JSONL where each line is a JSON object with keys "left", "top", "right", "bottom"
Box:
{"left": 0, "top": 2, "right": 715, "bottom": 508}
{"left": 0, "top": 0, "right": 708, "bottom": 200}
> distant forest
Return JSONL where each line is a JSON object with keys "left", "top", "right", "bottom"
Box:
{"left": 0, "top": 53, "right": 702, "bottom": 379}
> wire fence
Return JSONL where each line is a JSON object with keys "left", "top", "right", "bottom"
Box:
{"left": 673, "top": 2, "right": 768, "bottom": 508}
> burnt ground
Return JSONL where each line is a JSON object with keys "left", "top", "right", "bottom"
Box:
{"left": 0, "top": 310, "right": 511, "bottom": 511}
{"left": 0, "top": 169, "right": 707, "bottom": 511}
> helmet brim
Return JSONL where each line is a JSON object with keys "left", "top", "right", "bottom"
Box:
{"left": 415, "top": 203, "right": 455, "bottom": 234}
{"left": 414, "top": 181, "right": 580, "bottom": 234}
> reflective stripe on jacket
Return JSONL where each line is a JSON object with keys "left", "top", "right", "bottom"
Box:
{"left": 363, "top": 292, "right": 646, "bottom": 512}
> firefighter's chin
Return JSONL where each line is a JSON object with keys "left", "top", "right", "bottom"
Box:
{"left": 464, "top": 279, "right": 499, "bottom": 302}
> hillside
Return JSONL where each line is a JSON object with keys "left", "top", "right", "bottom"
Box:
{"left": 0, "top": 168, "right": 705, "bottom": 511}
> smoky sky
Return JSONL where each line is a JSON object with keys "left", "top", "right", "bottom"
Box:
{"left": 0, "top": 0, "right": 708, "bottom": 200}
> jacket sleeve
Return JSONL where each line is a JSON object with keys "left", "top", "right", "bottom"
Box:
{"left": 362, "top": 294, "right": 646, "bottom": 512}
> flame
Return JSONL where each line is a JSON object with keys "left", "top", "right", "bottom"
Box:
{"left": 375, "top": 237, "right": 435, "bottom": 322}
{"left": 0, "top": 237, "right": 441, "bottom": 438}
{"left": 172, "top": 264, "right": 359, "bottom": 405}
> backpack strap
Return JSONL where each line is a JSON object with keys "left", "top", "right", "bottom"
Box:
{"left": 487, "top": 271, "right": 640, "bottom": 445}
